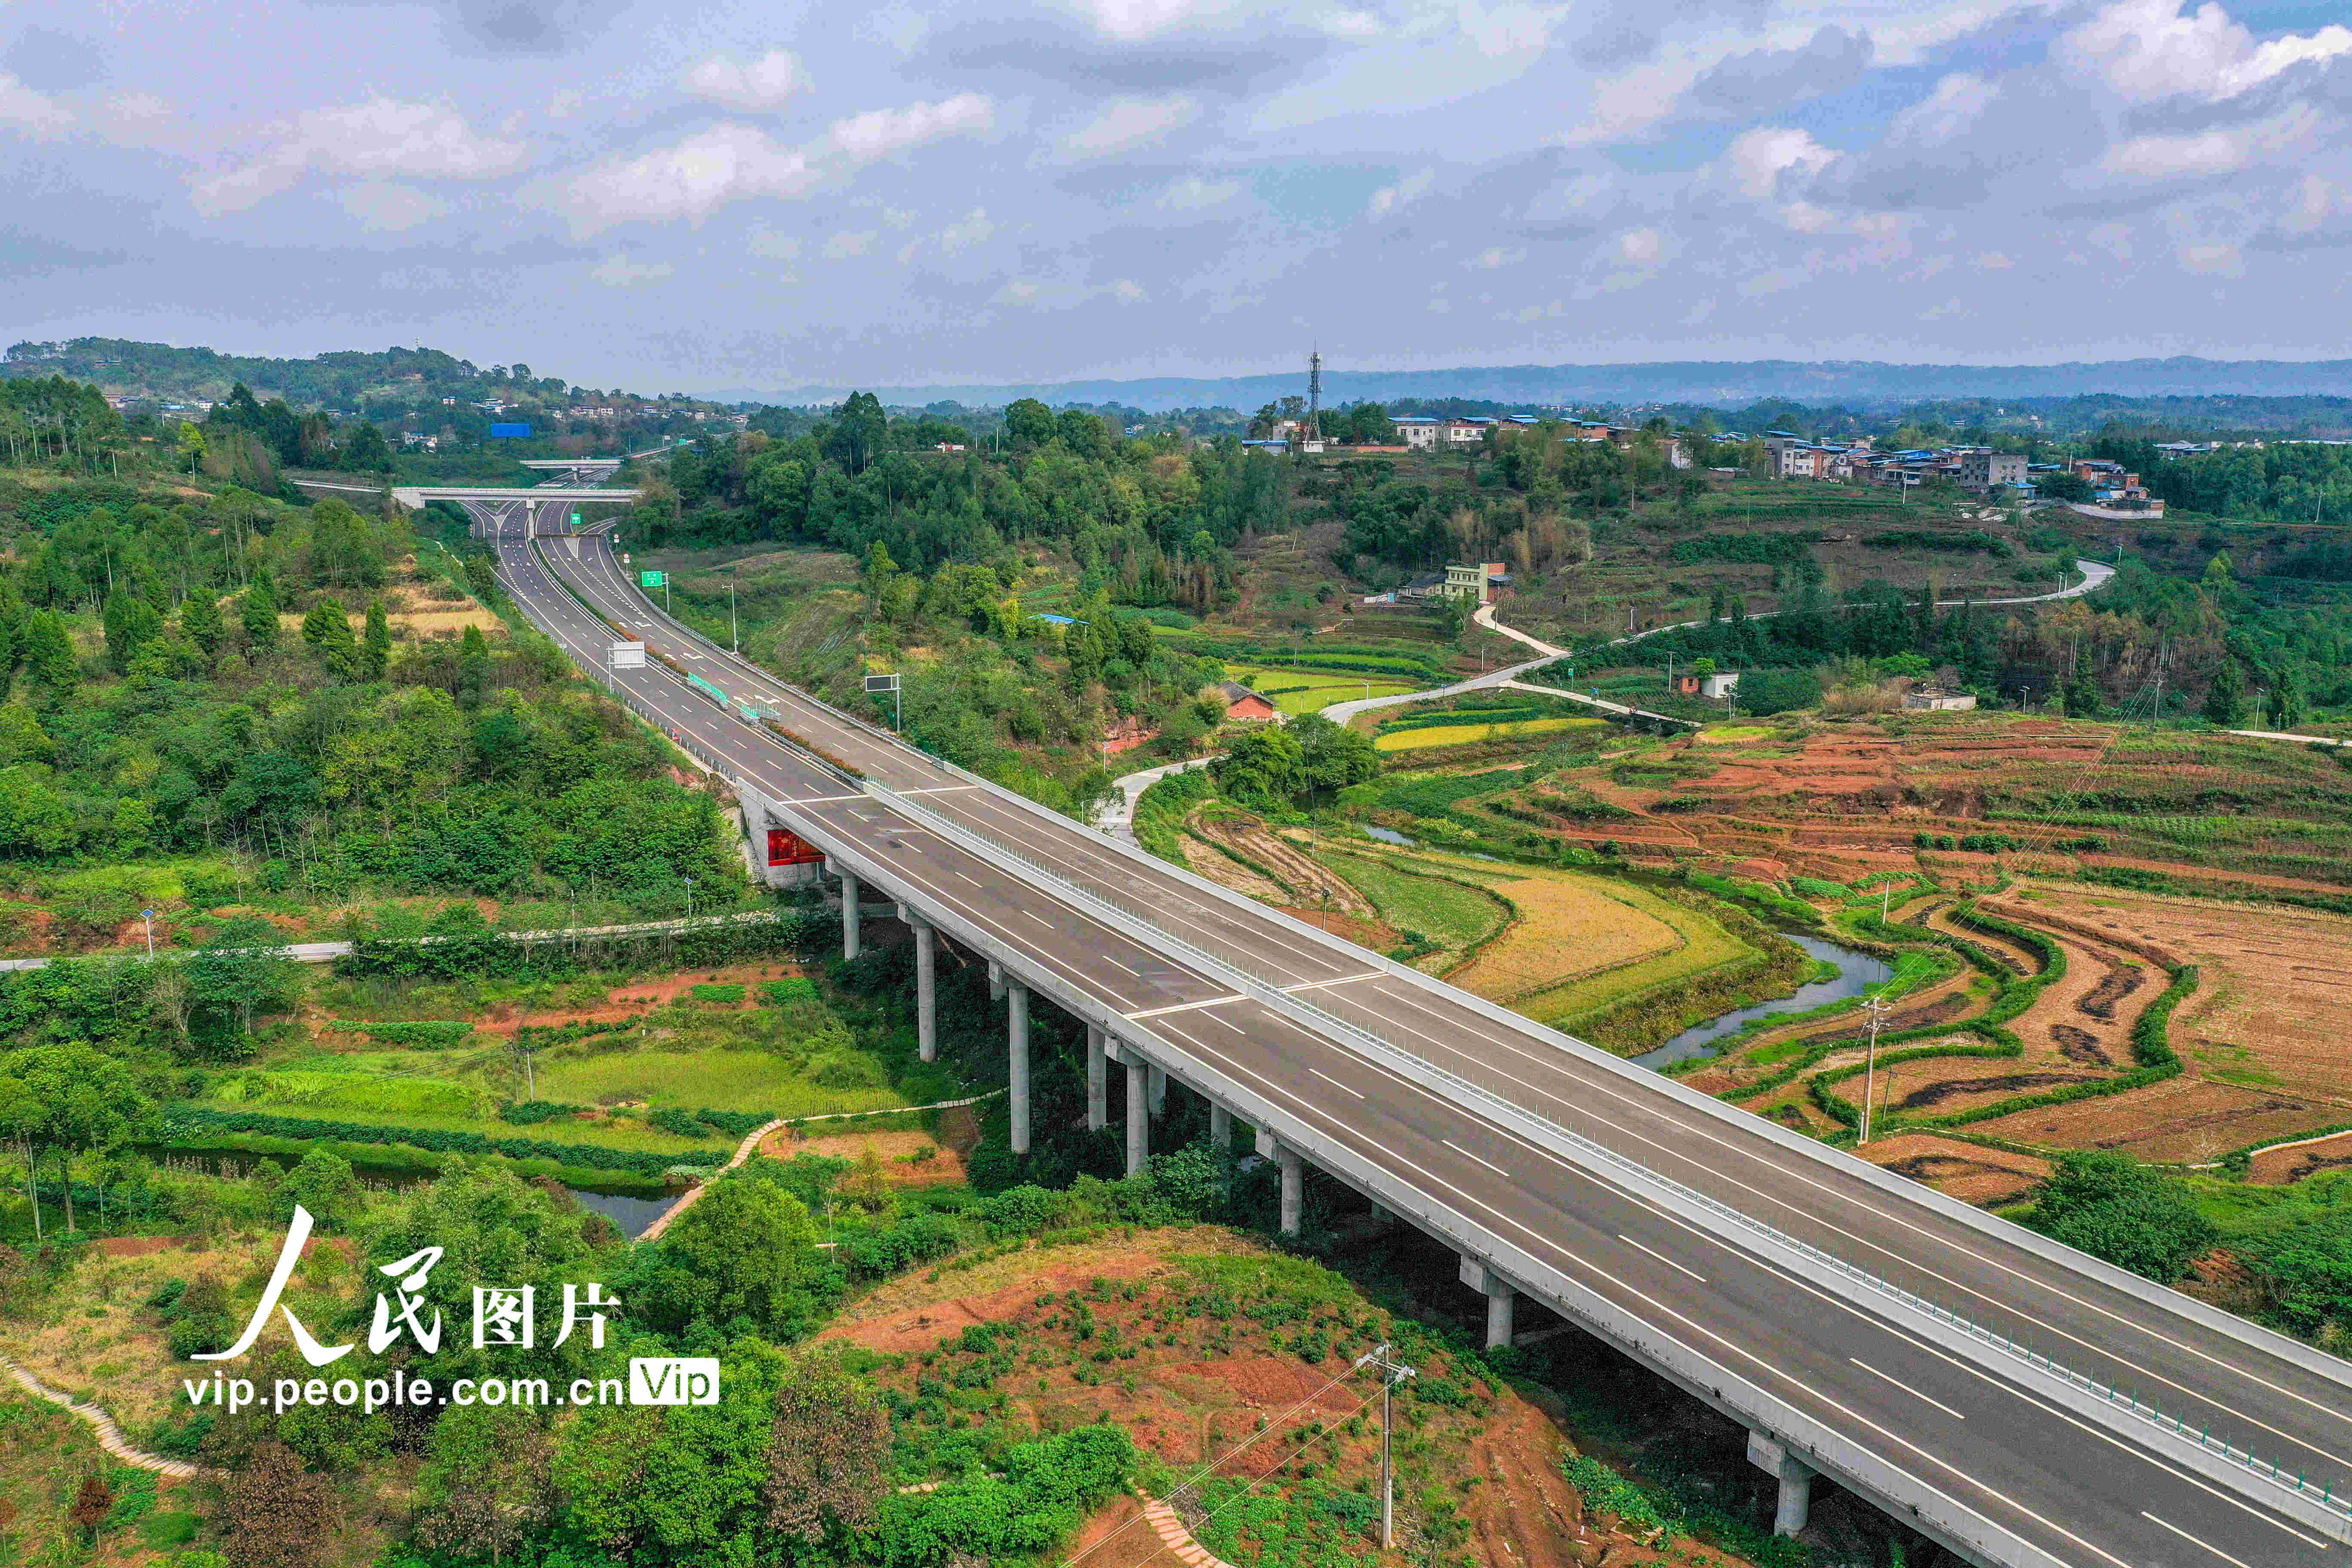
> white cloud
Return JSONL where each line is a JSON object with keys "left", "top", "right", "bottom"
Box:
{"left": 1075, "top": 0, "right": 1206, "bottom": 43}
{"left": 0, "top": 72, "right": 72, "bottom": 141}
{"left": 680, "top": 50, "right": 805, "bottom": 112}
{"left": 542, "top": 124, "right": 813, "bottom": 233}
{"left": 826, "top": 94, "right": 994, "bottom": 162}
{"left": 2180, "top": 240, "right": 2244, "bottom": 275}
{"left": 992, "top": 275, "right": 1148, "bottom": 308}
{"left": 1885, "top": 74, "right": 1997, "bottom": 147}
{"left": 1974, "top": 250, "right": 2014, "bottom": 269}
{"left": 747, "top": 227, "right": 802, "bottom": 259}
{"left": 824, "top": 230, "right": 876, "bottom": 258}
{"left": 337, "top": 182, "right": 450, "bottom": 231}
{"left": 1724, "top": 126, "right": 1836, "bottom": 201}
{"left": 2101, "top": 105, "right": 2318, "bottom": 178}
{"left": 1157, "top": 174, "right": 1241, "bottom": 210}
{"left": 1057, "top": 95, "right": 1198, "bottom": 160}
{"left": 1467, "top": 245, "right": 1523, "bottom": 269}
{"left": 938, "top": 208, "right": 995, "bottom": 252}
{"left": 1615, "top": 227, "right": 1663, "bottom": 267}
{"left": 193, "top": 98, "right": 528, "bottom": 216}
{"left": 590, "top": 255, "right": 674, "bottom": 286}
{"left": 1367, "top": 168, "right": 1433, "bottom": 217}
{"left": 2060, "top": 0, "right": 2352, "bottom": 104}
{"left": 537, "top": 94, "right": 991, "bottom": 235}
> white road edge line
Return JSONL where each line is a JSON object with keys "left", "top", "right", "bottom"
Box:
{"left": 1309, "top": 1068, "right": 1367, "bottom": 1100}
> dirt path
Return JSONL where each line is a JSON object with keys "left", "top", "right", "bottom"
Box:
{"left": 3, "top": 1356, "right": 202, "bottom": 1479}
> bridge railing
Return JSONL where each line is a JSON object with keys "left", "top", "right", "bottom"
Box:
{"left": 860, "top": 773, "right": 2352, "bottom": 1537}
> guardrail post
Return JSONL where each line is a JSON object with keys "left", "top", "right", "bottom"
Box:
{"left": 911, "top": 916, "right": 937, "bottom": 1063}
{"left": 1085, "top": 1026, "right": 1107, "bottom": 1131}
{"left": 1747, "top": 1432, "right": 1816, "bottom": 1536}
{"left": 1008, "top": 981, "right": 1030, "bottom": 1155}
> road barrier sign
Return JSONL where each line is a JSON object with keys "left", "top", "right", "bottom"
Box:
{"left": 640, "top": 570, "right": 666, "bottom": 588}
{"left": 863, "top": 673, "right": 900, "bottom": 693}
{"left": 610, "top": 641, "right": 646, "bottom": 669}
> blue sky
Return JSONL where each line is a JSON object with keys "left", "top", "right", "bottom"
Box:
{"left": 2, "top": 0, "right": 2349, "bottom": 395}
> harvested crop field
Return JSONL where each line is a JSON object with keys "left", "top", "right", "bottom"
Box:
{"left": 1965, "top": 1074, "right": 2331, "bottom": 1164}
{"left": 1854, "top": 1133, "right": 2053, "bottom": 1206}
{"left": 2001, "top": 883, "right": 2352, "bottom": 1102}
{"left": 1402, "top": 852, "right": 1684, "bottom": 1003}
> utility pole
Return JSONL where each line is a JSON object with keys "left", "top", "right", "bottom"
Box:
{"left": 141, "top": 909, "right": 154, "bottom": 957}
{"left": 1356, "top": 1343, "right": 1417, "bottom": 1548}
{"left": 1859, "top": 993, "right": 1892, "bottom": 1144}
{"left": 729, "top": 567, "right": 739, "bottom": 654}
{"left": 684, "top": 877, "right": 694, "bottom": 919}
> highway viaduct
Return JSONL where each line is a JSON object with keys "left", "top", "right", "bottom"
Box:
{"left": 459, "top": 491, "right": 2352, "bottom": 1568}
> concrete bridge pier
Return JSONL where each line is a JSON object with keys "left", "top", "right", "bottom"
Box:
{"left": 903, "top": 908, "right": 936, "bottom": 1062}
{"left": 1105, "top": 1038, "right": 1148, "bottom": 1175}
{"left": 838, "top": 870, "right": 861, "bottom": 960}
{"left": 1256, "top": 1130, "right": 1303, "bottom": 1234}
{"left": 1148, "top": 1065, "right": 1167, "bottom": 1117}
{"left": 1007, "top": 980, "right": 1030, "bottom": 1155}
{"left": 1747, "top": 1432, "right": 1816, "bottom": 1536}
{"left": 1209, "top": 1103, "right": 1231, "bottom": 1152}
{"left": 1085, "top": 1027, "right": 1108, "bottom": 1131}
{"left": 1460, "top": 1257, "right": 1516, "bottom": 1350}
{"left": 988, "top": 961, "right": 1005, "bottom": 1001}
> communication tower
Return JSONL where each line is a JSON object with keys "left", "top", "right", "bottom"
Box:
{"left": 1307, "top": 349, "right": 1323, "bottom": 441}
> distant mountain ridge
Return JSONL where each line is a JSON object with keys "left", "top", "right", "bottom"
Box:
{"left": 729, "top": 357, "right": 2352, "bottom": 413}
{"left": 15, "top": 336, "right": 2352, "bottom": 415}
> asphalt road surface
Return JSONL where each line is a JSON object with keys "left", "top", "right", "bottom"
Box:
{"left": 480, "top": 499, "right": 2349, "bottom": 1568}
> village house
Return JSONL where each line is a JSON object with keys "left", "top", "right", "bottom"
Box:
{"left": 1215, "top": 681, "right": 1280, "bottom": 723}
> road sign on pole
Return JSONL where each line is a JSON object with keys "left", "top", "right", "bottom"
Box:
{"left": 610, "top": 641, "right": 646, "bottom": 669}
{"left": 864, "top": 672, "right": 903, "bottom": 730}
{"left": 640, "top": 570, "right": 666, "bottom": 588}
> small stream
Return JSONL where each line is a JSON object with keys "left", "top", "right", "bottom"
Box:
{"left": 1631, "top": 935, "right": 1893, "bottom": 1070}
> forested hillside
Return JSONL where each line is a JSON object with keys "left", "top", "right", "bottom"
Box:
{"left": 0, "top": 477, "right": 743, "bottom": 957}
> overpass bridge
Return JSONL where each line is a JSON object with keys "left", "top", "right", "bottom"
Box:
{"left": 472, "top": 494, "right": 2352, "bottom": 1568}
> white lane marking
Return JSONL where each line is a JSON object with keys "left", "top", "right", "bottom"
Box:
{"left": 520, "top": 534, "right": 2346, "bottom": 1502}
{"left": 1102, "top": 954, "right": 1140, "bottom": 977}
{"left": 1850, "top": 1359, "right": 1966, "bottom": 1421}
{"left": 1125, "top": 995, "right": 1251, "bottom": 1020}
{"left": 954, "top": 872, "right": 981, "bottom": 885}
{"left": 1442, "top": 1139, "right": 1512, "bottom": 1180}
{"left": 1348, "top": 975, "right": 2352, "bottom": 1462}
{"left": 1022, "top": 910, "right": 1058, "bottom": 929}
{"left": 1308, "top": 1068, "right": 1366, "bottom": 1100}
{"left": 1618, "top": 1233, "right": 1706, "bottom": 1284}
{"left": 1284, "top": 971, "right": 1386, "bottom": 994}
{"left": 1343, "top": 1133, "right": 2128, "bottom": 1568}
{"left": 2143, "top": 1513, "right": 2256, "bottom": 1568}
{"left": 781, "top": 793, "right": 866, "bottom": 805}
{"left": 1267, "top": 1013, "right": 2333, "bottom": 1555}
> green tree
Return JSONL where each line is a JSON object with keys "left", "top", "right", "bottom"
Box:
{"left": 274, "top": 1148, "right": 363, "bottom": 1231}
{"left": 188, "top": 917, "right": 299, "bottom": 1044}
{"left": 242, "top": 572, "right": 280, "bottom": 652}
{"left": 180, "top": 589, "right": 224, "bottom": 656}
{"left": 1213, "top": 725, "right": 1305, "bottom": 807}
{"left": 457, "top": 624, "right": 490, "bottom": 710}
{"left": 103, "top": 592, "right": 165, "bottom": 672}
{"left": 1288, "top": 712, "right": 1378, "bottom": 793}
{"left": 361, "top": 598, "right": 391, "bottom": 680}
{"left": 0, "top": 702, "right": 53, "bottom": 766}
{"left": 412, "top": 1403, "right": 554, "bottom": 1565}
{"left": 301, "top": 600, "right": 358, "bottom": 677}
{"left": 0, "top": 1044, "right": 155, "bottom": 1236}
{"left": 2250, "top": 1213, "right": 2352, "bottom": 1341}
{"left": 1002, "top": 397, "right": 1056, "bottom": 450}
{"left": 2203, "top": 656, "right": 2247, "bottom": 727}
{"left": 22, "top": 610, "right": 76, "bottom": 692}
{"left": 641, "top": 1164, "right": 826, "bottom": 1336}
{"left": 827, "top": 392, "right": 888, "bottom": 473}
{"left": 2029, "top": 1152, "right": 2216, "bottom": 1282}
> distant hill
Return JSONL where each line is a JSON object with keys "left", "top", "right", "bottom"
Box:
{"left": 18, "top": 336, "right": 2352, "bottom": 423}
{"left": 730, "top": 357, "right": 2352, "bottom": 413}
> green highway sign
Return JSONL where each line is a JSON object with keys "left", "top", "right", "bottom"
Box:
{"left": 640, "top": 571, "right": 666, "bottom": 588}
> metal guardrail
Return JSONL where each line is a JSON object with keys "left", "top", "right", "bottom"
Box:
{"left": 861, "top": 775, "right": 2352, "bottom": 1531}
{"left": 534, "top": 533, "right": 2352, "bottom": 1532}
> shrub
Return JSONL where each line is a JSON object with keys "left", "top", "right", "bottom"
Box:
{"left": 2028, "top": 1152, "right": 2217, "bottom": 1282}
{"left": 689, "top": 983, "right": 746, "bottom": 1004}
{"left": 759, "top": 977, "right": 818, "bottom": 1004}
{"left": 498, "top": 1099, "right": 587, "bottom": 1125}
